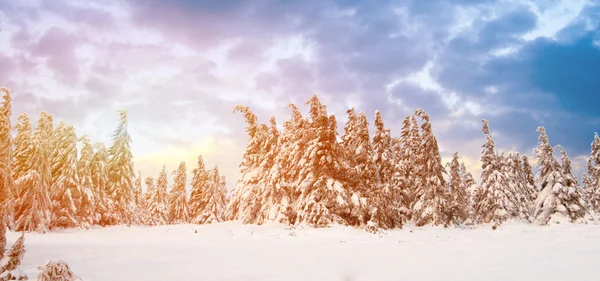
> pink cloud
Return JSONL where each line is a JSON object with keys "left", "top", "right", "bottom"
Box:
{"left": 40, "top": 0, "right": 117, "bottom": 31}
{"left": 30, "top": 27, "right": 84, "bottom": 85}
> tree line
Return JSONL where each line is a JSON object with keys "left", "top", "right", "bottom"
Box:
{"left": 1, "top": 89, "right": 599, "bottom": 234}
{"left": 0, "top": 88, "right": 228, "bottom": 233}
{"left": 226, "top": 95, "right": 597, "bottom": 231}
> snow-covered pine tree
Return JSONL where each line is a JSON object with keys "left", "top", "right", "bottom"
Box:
{"left": 405, "top": 115, "right": 421, "bottom": 211}
{"left": 522, "top": 155, "right": 538, "bottom": 208}
{"left": 448, "top": 152, "right": 469, "bottom": 224}
{"left": 91, "top": 143, "right": 117, "bottom": 226}
{"left": 12, "top": 114, "right": 35, "bottom": 230}
{"left": 264, "top": 104, "right": 308, "bottom": 225}
{"left": 49, "top": 122, "right": 81, "bottom": 229}
{"left": 147, "top": 166, "right": 168, "bottom": 225}
{"left": 168, "top": 162, "right": 188, "bottom": 224}
{"left": 0, "top": 89, "right": 13, "bottom": 229}
{"left": 340, "top": 109, "right": 378, "bottom": 226}
{"left": 533, "top": 127, "right": 588, "bottom": 225}
{"left": 191, "top": 166, "right": 228, "bottom": 224}
{"left": 508, "top": 153, "right": 534, "bottom": 221}
{"left": 394, "top": 116, "right": 413, "bottom": 218}
{"left": 107, "top": 109, "right": 136, "bottom": 225}
{"left": 503, "top": 153, "right": 524, "bottom": 222}
{"left": 459, "top": 162, "right": 476, "bottom": 223}
{"left": 13, "top": 113, "right": 53, "bottom": 233}
{"left": 226, "top": 105, "right": 267, "bottom": 224}
{"left": 586, "top": 133, "right": 600, "bottom": 212}
{"left": 255, "top": 116, "right": 292, "bottom": 225}
{"left": 295, "top": 95, "right": 357, "bottom": 227}
{"left": 474, "top": 120, "right": 517, "bottom": 227}
{"left": 76, "top": 135, "right": 96, "bottom": 229}
{"left": 369, "top": 110, "right": 403, "bottom": 229}
{"left": 133, "top": 171, "right": 149, "bottom": 224}
{"left": 411, "top": 109, "right": 450, "bottom": 227}
{"left": 188, "top": 156, "right": 209, "bottom": 223}
{"left": 0, "top": 234, "right": 27, "bottom": 280}
{"left": 139, "top": 176, "right": 155, "bottom": 225}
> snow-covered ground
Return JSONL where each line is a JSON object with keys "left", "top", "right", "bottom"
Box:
{"left": 7, "top": 222, "right": 600, "bottom": 281}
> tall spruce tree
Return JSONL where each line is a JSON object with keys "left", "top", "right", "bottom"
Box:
{"left": 459, "top": 162, "right": 476, "bottom": 222}
{"left": 147, "top": 166, "right": 168, "bottom": 225}
{"left": 13, "top": 112, "right": 53, "bottom": 232}
{"left": 586, "top": 133, "right": 600, "bottom": 212}
{"left": 191, "top": 165, "right": 228, "bottom": 224}
{"left": 295, "top": 95, "right": 357, "bottom": 227}
{"left": 107, "top": 109, "right": 136, "bottom": 225}
{"left": 0, "top": 89, "right": 13, "bottom": 228}
{"left": 91, "top": 143, "right": 117, "bottom": 226}
{"left": 474, "top": 120, "right": 517, "bottom": 227}
{"left": 168, "top": 162, "right": 188, "bottom": 224}
{"left": 226, "top": 105, "right": 267, "bottom": 223}
{"left": 448, "top": 152, "right": 469, "bottom": 224}
{"left": 369, "top": 110, "right": 403, "bottom": 229}
{"left": 411, "top": 109, "right": 450, "bottom": 227}
{"left": 188, "top": 156, "right": 209, "bottom": 223}
{"left": 77, "top": 135, "right": 96, "bottom": 228}
{"left": 533, "top": 127, "right": 587, "bottom": 225}
{"left": 49, "top": 122, "right": 81, "bottom": 229}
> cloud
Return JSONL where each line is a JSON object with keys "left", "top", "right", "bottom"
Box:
{"left": 2, "top": 0, "right": 598, "bottom": 188}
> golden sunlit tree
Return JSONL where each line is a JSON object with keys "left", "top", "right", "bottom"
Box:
{"left": 50, "top": 122, "right": 81, "bottom": 229}
{"left": 168, "top": 162, "right": 188, "bottom": 224}
{"left": 0, "top": 88, "right": 13, "bottom": 228}
{"left": 107, "top": 109, "right": 136, "bottom": 225}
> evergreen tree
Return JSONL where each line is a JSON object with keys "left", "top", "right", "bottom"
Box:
{"left": 265, "top": 104, "right": 308, "bottom": 225}
{"left": 340, "top": 109, "right": 377, "bottom": 226}
{"left": 168, "top": 162, "right": 188, "bottom": 224}
{"left": 394, "top": 116, "right": 413, "bottom": 218}
{"left": 405, "top": 115, "right": 421, "bottom": 211}
{"left": 448, "top": 152, "right": 469, "bottom": 224}
{"left": 521, "top": 155, "right": 538, "bottom": 213}
{"left": 586, "top": 133, "right": 600, "bottom": 212}
{"left": 226, "top": 105, "right": 267, "bottom": 223}
{"left": 474, "top": 120, "right": 517, "bottom": 227}
{"left": 191, "top": 166, "right": 228, "bottom": 224}
{"left": 14, "top": 112, "right": 53, "bottom": 232}
{"left": 255, "top": 116, "right": 291, "bottom": 225}
{"left": 77, "top": 135, "right": 96, "bottom": 228}
{"left": 0, "top": 89, "right": 13, "bottom": 228}
{"left": 295, "top": 95, "right": 357, "bottom": 227}
{"left": 91, "top": 143, "right": 117, "bottom": 226}
{"left": 147, "top": 166, "right": 168, "bottom": 225}
{"left": 504, "top": 153, "right": 530, "bottom": 221}
{"left": 411, "top": 109, "right": 450, "bottom": 227}
{"left": 533, "top": 127, "right": 588, "bottom": 225}
{"left": 369, "top": 110, "right": 403, "bottom": 229}
{"left": 0, "top": 234, "right": 28, "bottom": 280}
{"left": 49, "top": 122, "right": 80, "bottom": 229}
{"left": 107, "top": 109, "right": 136, "bottom": 225}
{"left": 12, "top": 114, "right": 32, "bottom": 184}
{"left": 188, "top": 156, "right": 209, "bottom": 222}
{"left": 459, "top": 162, "right": 476, "bottom": 222}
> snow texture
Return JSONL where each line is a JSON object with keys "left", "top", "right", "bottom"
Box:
{"left": 5, "top": 222, "right": 600, "bottom": 281}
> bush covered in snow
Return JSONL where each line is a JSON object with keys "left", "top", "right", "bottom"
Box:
{"left": 37, "top": 261, "right": 81, "bottom": 281}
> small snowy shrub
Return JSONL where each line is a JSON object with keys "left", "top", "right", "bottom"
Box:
{"left": 37, "top": 261, "right": 81, "bottom": 281}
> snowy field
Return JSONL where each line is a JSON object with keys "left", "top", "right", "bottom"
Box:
{"left": 7, "top": 222, "right": 600, "bottom": 281}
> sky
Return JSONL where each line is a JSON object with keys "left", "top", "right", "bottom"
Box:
{"left": 0, "top": 0, "right": 599, "bottom": 190}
